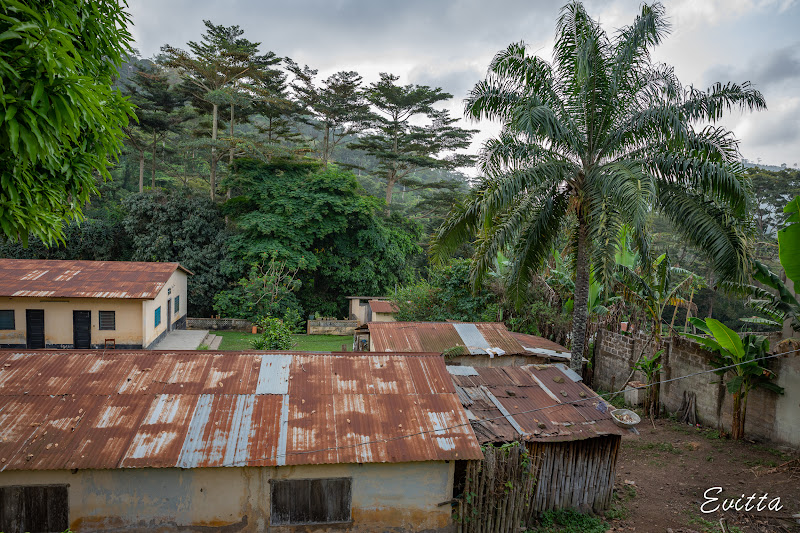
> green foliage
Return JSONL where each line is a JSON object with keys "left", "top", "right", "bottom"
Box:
{"left": 350, "top": 73, "right": 476, "bottom": 207}
{"left": 432, "top": 2, "right": 764, "bottom": 370}
{"left": 0, "top": 0, "right": 136, "bottom": 245}
{"left": 225, "top": 159, "right": 421, "bottom": 317}
{"left": 778, "top": 195, "right": 800, "bottom": 286}
{"left": 122, "top": 191, "right": 232, "bottom": 317}
{"left": 392, "top": 259, "right": 499, "bottom": 322}
{"left": 528, "top": 509, "right": 609, "bottom": 533}
{"left": 250, "top": 316, "right": 294, "bottom": 350}
{"left": 683, "top": 317, "right": 784, "bottom": 439}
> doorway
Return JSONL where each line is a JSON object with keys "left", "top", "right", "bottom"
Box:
{"left": 25, "top": 309, "right": 45, "bottom": 349}
{"left": 73, "top": 310, "right": 91, "bottom": 349}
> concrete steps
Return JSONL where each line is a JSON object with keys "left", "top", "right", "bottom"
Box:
{"left": 201, "top": 333, "right": 223, "bottom": 350}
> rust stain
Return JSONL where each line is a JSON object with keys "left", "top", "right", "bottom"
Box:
{"left": 0, "top": 258, "right": 191, "bottom": 299}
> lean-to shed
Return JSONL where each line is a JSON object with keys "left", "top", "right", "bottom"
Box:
{"left": 0, "top": 349, "right": 482, "bottom": 532}
{"left": 448, "top": 363, "right": 629, "bottom": 520}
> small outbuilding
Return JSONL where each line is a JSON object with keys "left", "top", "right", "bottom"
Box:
{"left": 354, "top": 321, "right": 572, "bottom": 366}
{"left": 346, "top": 296, "right": 398, "bottom": 324}
{"left": 0, "top": 349, "right": 482, "bottom": 532}
{"left": 448, "top": 363, "right": 628, "bottom": 523}
{"left": 0, "top": 259, "right": 190, "bottom": 349}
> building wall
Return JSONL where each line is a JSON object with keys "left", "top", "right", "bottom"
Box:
{"left": 348, "top": 299, "right": 369, "bottom": 324}
{"left": 306, "top": 320, "right": 359, "bottom": 335}
{"left": 372, "top": 312, "right": 395, "bottom": 323}
{"left": 0, "top": 461, "right": 456, "bottom": 532}
{"left": 142, "top": 270, "right": 188, "bottom": 348}
{"left": 0, "top": 297, "right": 143, "bottom": 348}
{"left": 595, "top": 330, "right": 800, "bottom": 448}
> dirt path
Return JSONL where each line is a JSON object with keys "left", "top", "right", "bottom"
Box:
{"left": 610, "top": 419, "right": 800, "bottom": 532}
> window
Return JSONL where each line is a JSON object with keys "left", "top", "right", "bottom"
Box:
{"left": 154, "top": 306, "right": 161, "bottom": 327}
{"left": 174, "top": 295, "right": 180, "bottom": 314}
{"left": 99, "top": 311, "right": 116, "bottom": 330}
{"left": 0, "top": 485, "right": 68, "bottom": 532}
{"left": 0, "top": 310, "right": 14, "bottom": 329}
{"left": 270, "top": 478, "right": 351, "bottom": 525}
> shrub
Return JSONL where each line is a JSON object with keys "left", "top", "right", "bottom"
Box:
{"left": 250, "top": 317, "right": 295, "bottom": 350}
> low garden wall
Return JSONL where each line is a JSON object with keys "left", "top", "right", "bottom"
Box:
{"left": 187, "top": 317, "right": 253, "bottom": 331}
{"left": 595, "top": 329, "right": 800, "bottom": 448}
{"left": 306, "top": 319, "right": 359, "bottom": 335}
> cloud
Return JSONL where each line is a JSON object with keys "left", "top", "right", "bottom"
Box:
{"left": 704, "top": 43, "right": 800, "bottom": 88}
{"left": 736, "top": 97, "right": 800, "bottom": 148}
{"left": 407, "top": 65, "right": 485, "bottom": 101}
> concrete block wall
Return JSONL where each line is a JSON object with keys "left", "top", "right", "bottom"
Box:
{"left": 596, "top": 330, "right": 800, "bottom": 448}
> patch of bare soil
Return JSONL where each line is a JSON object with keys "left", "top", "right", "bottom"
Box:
{"left": 609, "top": 418, "right": 800, "bottom": 533}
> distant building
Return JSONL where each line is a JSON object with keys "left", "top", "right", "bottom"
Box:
{"left": 0, "top": 350, "right": 481, "bottom": 532}
{"left": 0, "top": 259, "right": 190, "bottom": 349}
{"left": 346, "top": 296, "right": 398, "bottom": 324}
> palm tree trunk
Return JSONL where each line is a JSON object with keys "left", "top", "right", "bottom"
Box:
{"left": 570, "top": 220, "right": 590, "bottom": 371}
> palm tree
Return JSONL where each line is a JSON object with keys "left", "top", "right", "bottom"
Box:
{"left": 431, "top": 1, "right": 765, "bottom": 370}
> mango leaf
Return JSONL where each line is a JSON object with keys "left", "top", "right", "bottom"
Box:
{"left": 778, "top": 197, "right": 800, "bottom": 286}
{"left": 706, "top": 318, "right": 744, "bottom": 357}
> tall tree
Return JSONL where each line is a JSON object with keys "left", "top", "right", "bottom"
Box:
{"left": 350, "top": 73, "right": 476, "bottom": 212}
{"left": 0, "top": 0, "right": 135, "bottom": 245}
{"left": 123, "top": 65, "right": 186, "bottom": 192}
{"left": 160, "top": 21, "right": 279, "bottom": 200}
{"left": 432, "top": 2, "right": 765, "bottom": 370}
{"left": 288, "top": 62, "right": 370, "bottom": 168}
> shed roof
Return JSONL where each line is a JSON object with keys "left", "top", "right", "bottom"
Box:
{"left": 0, "top": 259, "right": 191, "bottom": 299}
{"left": 366, "top": 322, "right": 529, "bottom": 356}
{"left": 448, "top": 364, "right": 627, "bottom": 443}
{"left": 368, "top": 300, "right": 398, "bottom": 314}
{"left": 0, "top": 350, "right": 482, "bottom": 471}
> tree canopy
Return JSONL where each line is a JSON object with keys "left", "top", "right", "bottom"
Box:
{"left": 0, "top": 0, "right": 135, "bottom": 244}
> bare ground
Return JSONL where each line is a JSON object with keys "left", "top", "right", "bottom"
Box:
{"left": 608, "top": 418, "right": 800, "bottom": 533}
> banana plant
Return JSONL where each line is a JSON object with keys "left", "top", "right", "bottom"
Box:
{"left": 778, "top": 196, "right": 800, "bottom": 286}
{"left": 739, "top": 260, "right": 799, "bottom": 333}
{"left": 683, "top": 318, "right": 783, "bottom": 440}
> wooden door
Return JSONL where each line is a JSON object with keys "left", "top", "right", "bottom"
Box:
{"left": 72, "top": 310, "right": 91, "bottom": 349}
{"left": 25, "top": 309, "right": 45, "bottom": 349}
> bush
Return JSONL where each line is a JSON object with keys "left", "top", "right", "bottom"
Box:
{"left": 250, "top": 317, "right": 295, "bottom": 350}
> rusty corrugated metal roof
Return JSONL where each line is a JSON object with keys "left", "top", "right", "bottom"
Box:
{"left": 368, "top": 300, "right": 398, "bottom": 314}
{"left": 448, "top": 364, "right": 627, "bottom": 443}
{"left": 0, "top": 259, "right": 191, "bottom": 299}
{"left": 0, "top": 350, "right": 482, "bottom": 471}
{"left": 507, "top": 331, "right": 569, "bottom": 352}
{"left": 368, "top": 322, "right": 528, "bottom": 356}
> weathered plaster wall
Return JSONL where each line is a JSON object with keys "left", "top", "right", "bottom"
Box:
{"left": 142, "top": 270, "right": 188, "bottom": 348}
{"left": 306, "top": 320, "right": 358, "bottom": 336}
{"left": 0, "top": 297, "right": 143, "bottom": 348}
{"left": 446, "top": 353, "right": 549, "bottom": 367}
{"left": 596, "top": 330, "right": 800, "bottom": 448}
{"left": 372, "top": 312, "right": 395, "bottom": 323}
{"left": 0, "top": 461, "right": 456, "bottom": 532}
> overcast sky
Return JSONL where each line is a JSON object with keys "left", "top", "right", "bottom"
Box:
{"left": 128, "top": 0, "right": 800, "bottom": 169}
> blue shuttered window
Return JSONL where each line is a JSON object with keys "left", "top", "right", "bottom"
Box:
{"left": 155, "top": 306, "right": 161, "bottom": 327}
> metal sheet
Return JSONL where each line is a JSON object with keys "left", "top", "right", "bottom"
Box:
{"left": 0, "top": 259, "right": 189, "bottom": 299}
{"left": 453, "top": 323, "right": 490, "bottom": 354}
{"left": 0, "top": 350, "right": 483, "bottom": 470}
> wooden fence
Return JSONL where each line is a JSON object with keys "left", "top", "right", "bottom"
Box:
{"left": 457, "top": 444, "right": 537, "bottom": 533}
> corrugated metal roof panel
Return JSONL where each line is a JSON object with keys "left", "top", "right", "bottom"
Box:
{"left": 0, "top": 350, "right": 482, "bottom": 470}
{"left": 368, "top": 300, "right": 398, "bottom": 314}
{"left": 369, "top": 322, "right": 529, "bottom": 356}
{"left": 450, "top": 364, "right": 627, "bottom": 443}
{"left": 0, "top": 259, "right": 190, "bottom": 299}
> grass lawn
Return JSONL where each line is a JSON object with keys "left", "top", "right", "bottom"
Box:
{"left": 214, "top": 331, "right": 349, "bottom": 352}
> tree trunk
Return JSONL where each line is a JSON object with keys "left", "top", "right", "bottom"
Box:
{"left": 210, "top": 103, "right": 218, "bottom": 201}
{"left": 322, "top": 123, "right": 330, "bottom": 169}
{"left": 570, "top": 219, "right": 590, "bottom": 371}
{"left": 384, "top": 170, "right": 397, "bottom": 215}
{"left": 138, "top": 150, "right": 145, "bottom": 193}
{"left": 731, "top": 390, "right": 745, "bottom": 440}
{"left": 151, "top": 130, "right": 157, "bottom": 190}
{"left": 228, "top": 103, "right": 235, "bottom": 200}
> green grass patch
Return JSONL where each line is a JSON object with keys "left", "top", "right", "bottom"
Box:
{"left": 527, "top": 509, "right": 609, "bottom": 533}
{"left": 215, "top": 331, "right": 348, "bottom": 352}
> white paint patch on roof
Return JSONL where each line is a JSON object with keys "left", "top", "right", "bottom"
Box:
{"left": 255, "top": 354, "right": 292, "bottom": 395}
{"left": 453, "top": 323, "right": 490, "bottom": 354}
{"left": 446, "top": 366, "right": 479, "bottom": 376}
